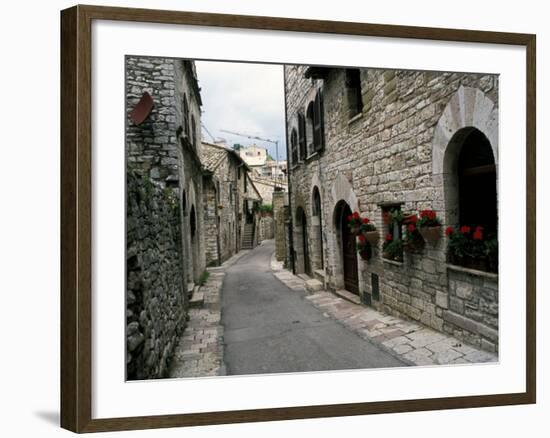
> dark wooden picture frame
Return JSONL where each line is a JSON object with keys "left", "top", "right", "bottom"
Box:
{"left": 60, "top": 4, "right": 536, "bottom": 433}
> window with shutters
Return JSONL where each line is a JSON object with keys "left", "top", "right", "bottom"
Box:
{"left": 290, "top": 128, "right": 298, "bottom": 165}
{"left": 182, "top": 94, "right": 189, "bottom": 139}
{"left": 298, "top": 112, "right": 306, "bottom": 162}
{"left": 345, "top": 69, "right": 363, "bottom": 119}
{"left": 313, "top": 88, "right": 325, "bottom": 153}
{"left": 305, "top": 102, "right": 314, "bottom": 157}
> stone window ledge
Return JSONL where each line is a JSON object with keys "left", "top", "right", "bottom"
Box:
{"left": 347, "top": 112, "right": 363, "bottom": 125}
{"left": 382, "top": 258, "right": 403, "bottom": 267}
{"left": 446, "top": 263, "right": 498, "bottom": 280}
{"left": 305, "top": 151, "right": 320, "bottom": 162}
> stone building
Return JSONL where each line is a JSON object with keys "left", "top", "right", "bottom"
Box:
{"left": 125, "top": 56, "right": 206, "bottom": 379}
{"left": 202, "top": 141, "right": 263, "bottom": 265}
{"left": 284, "top": 65, "right": 499, "bottom": 353}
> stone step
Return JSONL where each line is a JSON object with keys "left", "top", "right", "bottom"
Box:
{"left": 313, "top": 269, "right": 325, "bottom": 283}
{"left": 333, "top": 289, "right": 362, "bottom": 305}
{"left": 189, "top": 290, "right": 204, "bottom": 308}
{"left": 187, "top": 282, "right": 195, "bottom": 298}
{"left": 305, "top": 278, "right": 324, "bottom": 294}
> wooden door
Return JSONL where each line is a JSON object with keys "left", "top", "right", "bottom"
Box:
{"left": 341, "top": 205, "right": 359, "bottom": 295}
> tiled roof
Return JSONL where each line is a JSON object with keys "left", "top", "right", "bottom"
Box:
{"left": 201, "top": 143, "right": 227, "bottom": 172}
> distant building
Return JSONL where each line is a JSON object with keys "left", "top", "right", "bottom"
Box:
{"left": 239, "top": 144, "right": 268, "bottom": 167}
{"left": 202, "top": 141, "right": 263, "bottom": 265}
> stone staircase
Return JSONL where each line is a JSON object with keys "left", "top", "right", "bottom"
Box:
{"left": 241, "top": 223, "right": 254, "bottom": 249}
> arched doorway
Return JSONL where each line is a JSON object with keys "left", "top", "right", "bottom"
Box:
{"left": 295, "top": 207, "right": 311, "bottom": 276}
{"left": 311, "top": 186, "right": 324, "bottom": 270}
{"left": 334, "top": 201, "right": 359, "bottom": 295}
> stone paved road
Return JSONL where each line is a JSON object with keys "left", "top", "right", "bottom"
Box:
{"left": 221, "top": 240, "right": 407, "bottom": 375}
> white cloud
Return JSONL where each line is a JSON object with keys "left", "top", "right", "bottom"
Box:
{"left": 196, "top": 60, "right": 287, "bottom": 160}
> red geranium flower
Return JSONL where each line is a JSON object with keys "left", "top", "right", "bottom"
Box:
{"left": 459, "top": 225, "right": 471, "bottom": 234}
{"left": 408, "top": 223, "right": 416, "bottom": 232}
{"left": 353, "top": 212, "right": 360, "bottom": 219}
{"left": 385, "top": 233, "right": 393, "bottom": 241}
{"left": 410, "top": 215, "right": 418, "bottom": 223}
{"left": 445, "top": 226, "right": 454, "bottom": 236}
{"left": 347, "top": 215, "right": 352, "bottom": 222}
{"left": 362, "top": 217, "right": 370, "bottom": 224}
{"left": 358, "top": 234, "right": 366, "bottom": 243}
{"left": 473, "top": 229, "right": 483, "bottom": 240}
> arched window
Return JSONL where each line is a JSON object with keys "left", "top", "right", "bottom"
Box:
{"left": 312, "top": 186, "right": 321, "bottom": 217}
{"left": 182, "top": 94, "right": 189, "bottom": 138}
{"left": 457, "top": 129, "right": 497, "bottom": 234}
{"left": 290, "top": 128, "right": 298, "bottom": 165}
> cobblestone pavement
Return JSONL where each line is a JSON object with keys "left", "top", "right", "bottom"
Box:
{"left": 168, "top": 251, "right": 249, "bottom": 378}
{"left": 271, "top": 255, "right": 498, "bottom": 367}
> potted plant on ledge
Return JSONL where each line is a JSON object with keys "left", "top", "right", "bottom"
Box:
{"left": 382, "top": 233, "right": 403, "bottom": 262}
{"left": 446, "top": 225, "right": 497, "bottom": 273}
{"left": 417, "top": 209, "right": 442, "bottom": 245}
{"left": 359, "top": 217, "right": 378, "bottom": 245}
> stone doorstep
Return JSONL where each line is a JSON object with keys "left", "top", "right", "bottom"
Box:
{"left": 189, "top": 291, "right": 204, "bottom": 308}
{"left": 333, "top": 289, "right": 362, "bottom": 305}
{"left": 305, "top": 278, "right": 324, "bottom": 294}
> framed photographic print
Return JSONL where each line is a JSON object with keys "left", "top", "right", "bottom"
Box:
{"left": 60, "top": 4, "right": 536, "bottom": 433}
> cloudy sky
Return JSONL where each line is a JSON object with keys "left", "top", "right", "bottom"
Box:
{"left": 195, "top": 60, "right": 287, "bottom": 160}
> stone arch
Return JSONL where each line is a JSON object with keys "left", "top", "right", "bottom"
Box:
{"left": 432, "top": 86, "right": 498, "bottom": 225}
{"left": 327, "top": 173, "right": 360, "bottom": 292}
{"left": 330, "top": 172, "right": 359, "bottom": 212}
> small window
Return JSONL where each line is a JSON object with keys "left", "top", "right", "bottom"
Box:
{"left": 382, "top": 205, "right": 403, "bottom": 262}
{"left": 345, "top": 69, "right": 363, "bottom": 119}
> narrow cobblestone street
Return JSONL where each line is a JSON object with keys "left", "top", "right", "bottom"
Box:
{"left": 169, "top": 240, "right": 496, "bottom": 378}
{"left": 221, "top": 241, "right": 406, "bottom": 375}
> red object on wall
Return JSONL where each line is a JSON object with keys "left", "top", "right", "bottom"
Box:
{"left": 129, "top": 91, "right": 154, "bottom": 125}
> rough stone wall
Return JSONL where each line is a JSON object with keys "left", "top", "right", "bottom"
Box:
{"left": 259, "top": 215, "right": 274, "bottom": 241}
{"left": 126, "top": 172, "right": 186, "bottom": 380}
{"left": 126, "top": 56, "right": 180, "bottom": 183}
{"left": 173, "top": 60, "right": 206, "bottom": 284}
{"left": 203, "top": 180, "right": 219, "bottom": 265}
{"left": 201, "top": 143, "right": 247, "bottom": 264}
{"left": 285, "top": 65, "right": 499, "bottom": 352}
{"left": 273, "top": 191, "right": 289, "bottom": 262}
